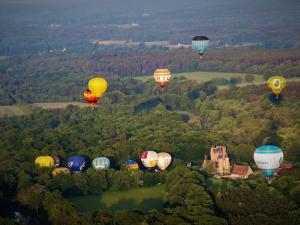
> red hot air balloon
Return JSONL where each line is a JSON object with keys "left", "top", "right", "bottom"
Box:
{"left": 83, "top": 89, "right": 99, "bottom": 107}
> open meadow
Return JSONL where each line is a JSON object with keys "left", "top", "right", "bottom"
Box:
{"left": 68, "top": 185, "right": 166, "bottom": 213}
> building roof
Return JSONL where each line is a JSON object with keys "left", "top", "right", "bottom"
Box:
{"left": 232, "top": 165, "right": 252, "bottom": 177}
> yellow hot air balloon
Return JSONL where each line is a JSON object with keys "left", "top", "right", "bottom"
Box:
{"left": 52, "top": 167, "right": 71, "bottom": 176}
{"left": 88, "top": 77, "right": 108, "bottom": 98}
{"left": 267, "top": 76, "right": 286, "bottom": 98}
{"left": 35, "top": 156, "right": 55, "bottom": 168}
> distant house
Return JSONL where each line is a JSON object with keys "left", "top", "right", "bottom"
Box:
{"left": 231, "top": 165, "right": 253, "bottom": 179}
{"left": 144, "top": 41, "right": 170, "bottom": 48}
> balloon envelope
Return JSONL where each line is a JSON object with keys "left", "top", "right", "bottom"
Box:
{"left": 125, "top": 160, "right": 139, "bottom": 171}
{"left": 157, "top": 152, "right": 172, "bottom": 171}
{"left": 267, "top": 76, "right": 286, "bottom": 96}
{"left": 92, "top": 157, "right": 110, "bottom": 170}
{"left": 88, "top": 77, "right": 108, "bottom": 98}
{"left": 51, "top": 155, "right": 61, "bottom": 167}
{"left": 35, "top": 156, "right": 55, "bottom": 168}
{"left": 141, "top": 151, "right": 158, "bottom": 168}
{"left": 67, "top": 156, "right": 86, "bottom": 172}
{"left": 52, "top": 167, "right": 71, "bottom": 176}
{"left": 254, "top": 145, "right": 284, "bottom": 177}
{"left": 192, "top": 36, "right": 209, "bottom": 58}
{"left": 153, "top": 69, "right": 171, "bottom": 88}
{"left": 83, "top": 89, "right": 99, "bottom": 106}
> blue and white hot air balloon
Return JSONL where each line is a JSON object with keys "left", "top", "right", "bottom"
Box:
{"left": 67, "top": 156, "right": 86, "bottom": 173}
{"left": 192, "top": 36, "right": 209, "bottom": 59}
{"left": 254, "top": 145, "right": 284, "bottom": 177}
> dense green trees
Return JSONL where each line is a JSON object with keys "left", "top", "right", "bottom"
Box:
{"left": 0, "top": 78, "right": 299, "bottom": 224}
{"left": 1, "top": 48, "right": 300, "bottom": 105}
{"left": 215, "top": 185, "right": 300, "bottom": 225}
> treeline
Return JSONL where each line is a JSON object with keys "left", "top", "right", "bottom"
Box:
{"left": 1, "top": 48, "right": 300, "bottom": 105}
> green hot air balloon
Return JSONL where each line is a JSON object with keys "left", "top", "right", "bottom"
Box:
{"left": 92, "top": 157, "right": 110, "bottom": 170}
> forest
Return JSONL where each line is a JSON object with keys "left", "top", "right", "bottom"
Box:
{"left": 0, "top": 0, "right": 300, "bottom": 55}
{"left": 0, "top": 76, "right": 300, "bottom": 224}
{"left": 1, "top": 48, "right": 300, "bottom": 105}
{"left": 1, "top": 0, "right": 300, "bottom": 224}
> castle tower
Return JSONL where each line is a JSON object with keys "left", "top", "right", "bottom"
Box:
{"left": 204, "top": 145, "right": 231, "bottom": 175}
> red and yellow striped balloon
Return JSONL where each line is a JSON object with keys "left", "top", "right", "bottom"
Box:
{"left": 153, "top": 69, "right": 171, "bottom": 88}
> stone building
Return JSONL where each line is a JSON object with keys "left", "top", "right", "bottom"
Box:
{"left": 202, "top": 146, "right": 231, "bottom": 175}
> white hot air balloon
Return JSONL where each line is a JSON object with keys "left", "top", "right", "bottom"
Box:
{"left": 140, "top": 151, "right": 158, "bottom": 169}
{"left": 254, "top": 145, "right": 284, "bottom": 177}
{"left": 157, "top": 152, "right": 172, "bottom": 171}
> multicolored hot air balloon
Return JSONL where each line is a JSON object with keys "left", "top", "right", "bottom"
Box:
{"left": 52, "top": 155, "right": 61, "bottom": 167}
{"left": 67, "top": 156, "right": 86, "bottom": 173}
{"left": 267, "top": 76, "right": 286, "bottom": 99}
{"left": 125, "top": 160, "right": 139, "bottom": 171}
{"left": 35, "top": 156, "right": 55, "bottom": 168}
{"left": 254, "top": 145, "right": 284, "bottom": 177}
{"left": 83, "top": 90, "right": 99, "bottom": 107}
{"left": 92, "top": 157, "right": 110, "bottom": 170}
{"left": 192, "top": 36, "right": 209, "bottom": 59}
{"left": 140, "top": 151, "right": 158, "bottom": 169}
{"left": 157, "top": 152, "right": 172, "bottom": 171}
{"left": 52, "top": 167, "right": 71, "bottom": 176}
{"left": 153, "top": 69, "right": 171, "bottom": 88}
{"left": 84, "top": 77, "right": 108, "bottom": 107}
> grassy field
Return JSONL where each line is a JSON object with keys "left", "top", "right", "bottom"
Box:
{"left": 134, "top": 71, "right": 300, "bottom": 89}
{"left": 32, "top": 102, "right": 86, "bottom": 109}
{"left": 134, "top": 71, "right": 264, "bottom": 83}
{"left": 0, "top": 102, "right": 87, "bottom": 118}
{"left": 0, "top": 104, "right": 33, "bottom": 118}
{"left": 68, "top": 185, "right": 166, "bottom": 213}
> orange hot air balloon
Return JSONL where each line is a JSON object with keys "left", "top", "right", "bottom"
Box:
{"left": 153, "top": 69, "right": 171, "bottom": 88}
{"left": 83, "top": 89, "right": 99, "bottom": 107}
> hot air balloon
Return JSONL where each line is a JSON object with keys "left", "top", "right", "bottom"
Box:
{"left": 52, "top": 167, "right": 71, "bottom": 176}
{"left": 192, "top": 36, "right": 209, "bottom": 59}
{"left": 51, "top": 155, "right": 61, "bottom": 167}
{"left": 254, "top": 145, "right": 284, "bottom": 177}
{"left": 83, "top": 89, "right": 99, "bottom": 107}
{"left": 35, "top": 156, "right": 55, "bottom": 168}
{"left": 84, "top": 77, "right": 108, "bottom": 107}
{"left": 67, "top": 156, "right": 86, "bottom": 173}
{"left": 92, "top": 157, "right": 110, "bottom": 170}
{"left": 157, "top": 152, "right": 172, "bottom": 171}
{"left": 140, "top": 151, "right": 158, "bottom": 169}
{"left": 88, "top": 77, "right": 108, "bottom": 98}
{"left": 267, "top": 76, "right": 286, "bottom": 99}
{"left": 153, "top": 69, "right": 171, "bottom": 88}
{"left": 125, "top": 160, "right": 139, "bottom": 171}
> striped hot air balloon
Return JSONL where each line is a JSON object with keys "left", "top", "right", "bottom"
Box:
{"left": 153, "top": 69, "right": 171, "bottom": 88}
{"left": 254, "top": 145, "right": 284, "bottom": 177}
{"left": 92, "top": 157, "right": 110, "bottom": 170}
{"left": 192, "top": 36, "right": 209, "bottom": 59}
{"left": 125, "top": 160, "right": 139, "bottom": 171}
